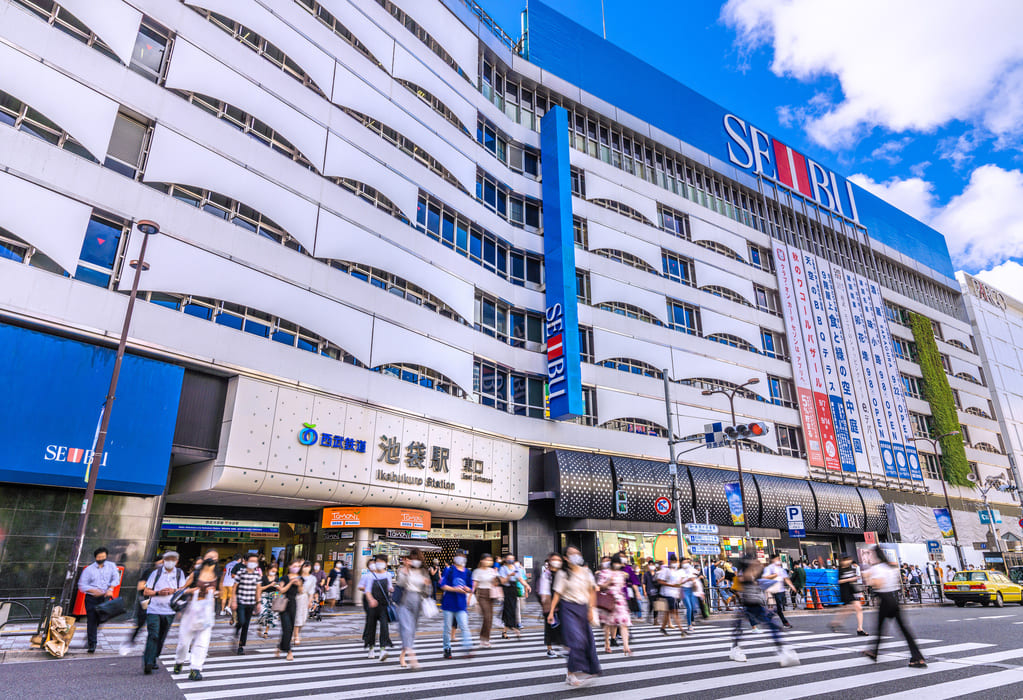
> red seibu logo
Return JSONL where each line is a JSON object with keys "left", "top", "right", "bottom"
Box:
{"left": 723, "top": 114, "right": 859, "bottom": 222}
{"left": 43, "top": 445, "right": 109, "bottom": 466}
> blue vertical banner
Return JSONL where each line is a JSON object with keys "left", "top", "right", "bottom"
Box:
{"left": 933, "top": 508, "right": 954, "bottom": 539}
{"left": 540, "top": 106, "right": 583, "bottom": 419}
{"left": 724, "top": 482, "right": 745, "bottom": 526}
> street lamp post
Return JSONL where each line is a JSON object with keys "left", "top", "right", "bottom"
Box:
{"left": 662, "top": 373, "right": 686, "bottom": 563}
{"left": 910, "top": 431, "right": 964, "bottom": 569}
{"left": 58, "top": 220, "right": 159, "bottom": 610}
{"left": 702, "top": 378, "right": 761, "bottom": 552}
{"left": 976, "top": 476, "right": 1007, "bottom": 556}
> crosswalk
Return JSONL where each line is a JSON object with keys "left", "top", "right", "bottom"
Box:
{"left": 160, "top": 621, "right": 1023, "bottom": 699}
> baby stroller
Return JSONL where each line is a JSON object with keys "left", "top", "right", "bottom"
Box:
{"left": 307, "top": 595, "right": 324, "bottom": 623}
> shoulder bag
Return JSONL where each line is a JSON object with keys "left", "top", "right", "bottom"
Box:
{"left": 374, "top": 576, "right": 397, "bottom": 622}
{"left": 271, "top": 580, "right": 288, "bottom": 612}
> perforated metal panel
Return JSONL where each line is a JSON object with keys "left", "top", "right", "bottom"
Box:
{"left": 687, "top": 465, "right": 759, "bottom": 527}
{"left": 552, "top": 450, "right": 614, "bottom": 519}
{"left": 809, "top": 481, "right": 866, "bottom": 533}
{"left": 857, "top": 488, "right": 888, "bottom": 537}
{"left": 754, "top": 474, "right": 816, "bottom": 530}
{"left": 611, "top": 457, "right": 691, "bottom": 523}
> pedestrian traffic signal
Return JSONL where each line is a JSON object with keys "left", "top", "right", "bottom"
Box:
{"left": 722, "top": 422, "right": 770, "bottom": 441}
{"left": 615, "top": 489, "right": 628, "bottom": 515}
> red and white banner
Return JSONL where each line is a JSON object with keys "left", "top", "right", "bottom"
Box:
{"left": 772, "top": 241, "right": 825, "bottom": 468}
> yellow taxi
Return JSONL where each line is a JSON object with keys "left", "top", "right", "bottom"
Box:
{"left": 943, "top": 570, "right": 1023, "bottom": 607}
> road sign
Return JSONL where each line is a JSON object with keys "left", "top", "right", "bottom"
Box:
{"left": 704, "top": 422, "right": 726, "bottom": 449}
{"left": 689, "top": 545, "right": 722, "bottom": 556}
{"left": 654, "top": 497, "right": 672, "bottom": 515}
{"left": 926, "top": 540, "right": 941, "bottom": 554}
{"left": 863, "top": 531, "right": 877, "bottom": 545}
{"left": 786, "top": 505, "right": 805, "bottom": 538}
{"left": 685, "top": 534, "right": 719, "bottom": 545}
{"left": 615, "top": 489, "right": 628, "bottom": 516}
{"left": 1019, "top": 517, "right": 1023, "bottom": 529}
{"left": 979, "top": 508, "right": 1002, "bottom": 524}
{"left": 685, "top": 523, "right": 718, "bottom": 534}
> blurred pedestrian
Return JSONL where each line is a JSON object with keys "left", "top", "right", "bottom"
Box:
{"left": 140, "top": 551, "right": 183, "bottom": 674}
{"left": 173, "top": 549, "right": 220, "bottom": 681}
{"left": 396, "top": 549, "right": 430, "bottom": 669}
{"left": 359, "top": 554, "right": 393, "bottom": 660}
{"left": 77, "top": 546, "right": 121, "bottom": 654}
{"left": 274, "top": 559, "right": 302, "bottom": 661}
{"left": 548, "top": 546, "right": 601, "bottom": 687}
{"left": 232, "top": 553, "right": 261, "bottom": 654}
{"left": 472, "top": 553, "right": 499, "bottom": 648}
{"left": 862, "top": 546, "right": 926, "bottom": 668}
{"left": 440, "top": 550, "right": 473, "bottom": 659}
{"left": 537, "top": 553, "right": 564, "bottom": 657}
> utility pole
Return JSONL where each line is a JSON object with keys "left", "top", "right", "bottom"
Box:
{"left": 662, "top": 372, "right": 685, "bottom": 562}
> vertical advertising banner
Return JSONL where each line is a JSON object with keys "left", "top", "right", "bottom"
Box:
{"left": 933, "top": 508, "right": 955, "bottom": 539}
{"left": 829, "top": 262, "right": 884, "bottom": 478}
{"left": 724, "top": 482, "right": 745, "bottom": 526}
{"left": 857, "top": 275, "right": 910, "bottom": 480}
{"left": 772, "top": 242, "right": 826, "bottom": 468}
{"left": 865, "top": 280, "right": 924, "bottom": 482}
{"left": 788, "top": 249, "right": 842, "bottom": 471}
{"left": 842, "top": 271, "right": 899, "bottom": 479}
{"left": 804, "top": 253, "right": 857, "bottom": 473}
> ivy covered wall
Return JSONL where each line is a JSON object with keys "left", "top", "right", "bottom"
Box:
{"left": 908, "top": 312, "right": 972, "bottom": 486}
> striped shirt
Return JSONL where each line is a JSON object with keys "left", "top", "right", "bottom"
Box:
{"left": 234, "top": 568, "right": 261, "bottom": 605}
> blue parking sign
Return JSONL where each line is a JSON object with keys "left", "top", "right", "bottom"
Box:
{"left": 786, "top": 505, "right": 805, "bottom": 538}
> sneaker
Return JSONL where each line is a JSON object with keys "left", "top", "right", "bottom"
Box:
{"left": 778, "top": 647, "right": 801, "bottom": 667}
{"left": 729, "top": 646, "right": 747, "bottom": 662}
{"left": 118, "top": 643, "right": 132, "bottom": 656}
{"left": 188, "top": 669, "right": 203, "bottom": 681}
{"left": 379, "top": 648, "right": 389, "bottom": 662}
{"left": 566, "top": 673, "right": 582, "bottom": 687}
{"left": 366, "top": 648, "right": 376, "bottom": 660}
{"left": 783, "top": 623, "right": 793, "bottom": 630}
{"left": 751, "top": 627, "right": 762, "bottom": 634}
{"left": 546, "top": 649, "right": 559, "bottom": 658}
{"left": 443, "top": 648, "right": 452, "bottom": 659}
{"left": 173, "top": 664, "right": 183, "bottom": 674}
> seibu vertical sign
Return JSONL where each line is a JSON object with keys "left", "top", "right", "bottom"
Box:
{"left": 540, "top": 106, "right": 583, "bottom": 419}
{"left": 773, "top": 241, "right": 825, "bottom": 468}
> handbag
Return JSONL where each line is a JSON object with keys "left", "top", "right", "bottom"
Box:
{"left": 95, "top": 597, "right": 126, "bottom": 622}
{"left": 467, "top": 593, "right": 477, "bottom": 609}
{"left": 653, "top": 599, "right": 668, "bottom": 612}
{"left": 271, "top": 593, "right": 287, "bottom": 613}
{"left": 596, "top": 590, "right": 616, "bottom": 613}
{"left": 169, "top": 589, "right": 190, "bottom": 613}
{"left": 421, "top": 597, "right": 438, "bottom": 619}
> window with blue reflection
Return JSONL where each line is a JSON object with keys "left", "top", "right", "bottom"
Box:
{"left": 272, "top": 330, "right": 295, "bottom": 345}
{"left": 79, "top": 218, "right": 122, "bottom": 268}
{"left": 244, "top": 319, "right": 269, "bottom": 337}
{"left": 184, "top": 303, "right": 212, "bottom": 320}
{"left": 297, "top": 337, "right": 316, "bottom": 352}
{"left": 215, "top": 313, "right": 243, "bottom": 330}
{"left": 74, "top": 265, "right": 110, "bottom": 288}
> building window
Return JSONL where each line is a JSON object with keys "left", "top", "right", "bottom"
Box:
{"left": 761, "top": 329, "right": 787, "bottom": 359}
{"left": 474, "top": 294, "right": 543, "bottom": 346}
{"left": 884, "top": 302, "right": 910, "bottom": 325}
{"left": 775, "top": 424, "right": 805, "bottom": 458}
{"left": 921, "top": 452, "right": 941, "bottom": 480}
{"left": 702, "top": 286, "right": 753, "bottom": 307}
{"left": 476, "top": 170, "right": 540, "bottom": 230}
{"left": 104, "top": 112, "right": 151, "bottom": 179}
{"left": 473, "top": 360, "right": 545, "bottom": 417}
{"left": 570, "top": 167, "right": 585, "bottom": 197}
{"left": 72, "top": 214, "right": 128, "bottom": 289}
{"left": 892, "top": 337, "right": 917, "bottom": 362}
{"left": 748, "top": 244, "right": 773, "bottom": 272}
{"left": 662, "top": 251, "right": 695, "bottom": 286}
{"left": 590, "top": 198, "right": 654, "bottom": 226}
{"left": 598, "top": 301, "right": 663, "bottom": 326}
{"left": 327, "top": 260, "right": 464, "bottom": 323}
{"left": 129, "top": 20, "right": 170, "bottom": 82}
{"left": 296, "top": 0, "right": 383, "bottom": 68}
{"left": 901, "top": 374, "right": 924, "bottom": 399}
{"left": 955, "top": 372, "right": 984, "bottom": 386}
{"left": 754, "top": 285, "right": 781, "bottom": 315}
{"left": 910, "top": 412, "right": 934, "bottom": 438}
{"left": 952, "top": 389, "right": 962, "bottom": 409}
{"left": 963, "top": 405, "right": 992, "bottom": 420}
{"left": 336, "top": 178, "right": 408, "bottom": 222}
{"left": 593, "top": 248, "right": 657, "bottom": 274}
{"left": 667, "top": 299, "right": 701, "bottom": 335}
{"left": 578, "top": 326, "right": 595, "bottom": 363}
{"left": 601, "top": 417, "right": 666, "bottom": 438}
{"left": 570, "top": 386, "right": 599, "bottom": 426}
{"left": 13, "top": 0, "right": 119, "bottom": 61}
{"left": 930, "top": 319, "right": 944, "bottom": 341}
{"left": 374, "top": 363, "right": 463, "bottom": 397}
{"left": 694, "top": 238, "right": 744, "bottom": 262}
{"left": 767, "top": 375, "right": 796, "bottom": 408}
{"left": 598, "top": 358, "right": 663, "bottom": 379}
{"left": 573, "top": 217, "right": 588, "bottom": 248}
{"left": 940, "top": 354, "right": 952, "bottom": 374}
{"left": 659, "top": 205, "right": 690, "bottom": 240}
{"left": 707, "top": 333, "right": 757, "bottom": 352}
{"left": 0, "top": 225, "right": 62, "bottom": 274}
{"left": 576, "top": 270, "right": 591, "bottom": 304}
{"left": 179, "top": 92, "right": 314, "bottom": 169}
{"left": 377, "top": 0, "right": 472, "bottom": 83}
{"left": 0, "top": 89, "right": 97, "bottom": 162}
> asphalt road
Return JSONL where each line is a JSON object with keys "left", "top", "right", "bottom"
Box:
{"left": 2, "top": 602, "right": 1022, "bottom": 699}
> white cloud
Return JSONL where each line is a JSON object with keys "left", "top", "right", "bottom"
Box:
{"left": 851, "top": 166, "right": 1023, "bottom": 271}
{"left": 721, "top": 0, "right": 1023, "bottom": 149}
{"left": 869, "top": 138, "right": 911, "bottom": 166}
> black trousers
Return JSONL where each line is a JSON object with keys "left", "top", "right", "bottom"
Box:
{"left": 84, "top": 595, "right": 105, "bottom": 649}
{"left": 872, "top": 591, "right": 924, "bottom": 662}
{"left": 773, "top": 592, "right": 790, "bottom": 625}
{"left": 278, "top": 604, "right": 296, "bottom": 652}
{"left": 501, "top": 586, "right": 519, "bottom": 629}
{"left": 362, "top": 601, "right": 391, "bottom": 648}
{"left": 235, "top": 603, "right": 256, "bottom": 647}
{"left": 143, "top": 614, "right": 174, "bottom": 668}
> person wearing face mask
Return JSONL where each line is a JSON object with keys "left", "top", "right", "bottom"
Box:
{"left": 440, "top": 550, "right": 474, "bottom": 659}
{"left": 140, "top": 551, "right": 182, "bottom": 674}
{"left": 257, "top": 567, "right": 281, "bottom": 638}
{"left": 537, "top": 553, "right": 564, "bottom": 657}
{"left": 270, "top": 559, "right": 303, "bottom": 662}
{"left": 121, "top": 554, "right": 164, "bottom": 657}
{"left": 471, "top": 553, "right": 499, "bottom": 648}
{"left": 596, "top": 554, "right": 633, "bottom": 655}
{"left": 173, "top": 549, "right": 221, "bottom": 681}
{"left": 548, "top": 546, "right": 601, "bottom": 687}
{"left": 396, "top": 549, "right": 431, "bottom": 668}
{"left": 428, "top": 558, "right": 442, "bottom": 603}
{"left": 231, "top": 553, "right": 262, "bottom": 655}
{"left": 292, "top": 561, "right": 316, "bottom": 646}
{"left": 77, "top": 546, "right": 122, "bottom": 654}
{"left": 359, "top": 554, "right": 394, "bottom": 660}
{"left": 642, "top": 560, "right": 660, "bottom": 625}
{"left": 656, "top": 556, "right": 685, "bottom": 636}
{"left": 498, "top": 553, "right": 530, "bottom": 638}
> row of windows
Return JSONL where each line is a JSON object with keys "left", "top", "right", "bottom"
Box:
{"left": 375, "top": 0, "right": 471, "bottom": 83}
{"left": 327, "top": 259, "right": 464, "bottom": 323}
{"left": 161, "top": 184, "right": 302, "bottom": 252}
{"left": 401, "top": 79, "right": 469, "bottom": 135}
{"left": 476, "top": 170, "right": 541, "bottom": 231}
{"left": 477, "top": 117, "right": 539, "bottom": 177}
{"left": 295, "top": 0, "right": 383, "bottom": 68}
{"left": 474, "top": 294, "right": 544, "bottom": 347}
{"left": 473, "top": 359, "right": 546, "bottom": 418}
{"left": 416, "top": 193, "right": 543, "bottom": 286}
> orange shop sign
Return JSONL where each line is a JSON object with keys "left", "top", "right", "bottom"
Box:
{"left": 321, "top": 506, "right": 431, "bottom": 530}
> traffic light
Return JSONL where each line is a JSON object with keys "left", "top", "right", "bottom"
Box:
{"left": 723, "top": 422, "right": 770, "bottom": 441}
{"left": 615, "top": 489, "right": 628, "bottom": 515}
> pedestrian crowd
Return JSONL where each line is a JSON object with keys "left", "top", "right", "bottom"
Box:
{"left": 79, "top": 544, "right": 930, "bottom": 687}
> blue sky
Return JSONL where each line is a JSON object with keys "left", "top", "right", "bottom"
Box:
{"left": 477, "top": 0, "right": 1023, "bottom": 298}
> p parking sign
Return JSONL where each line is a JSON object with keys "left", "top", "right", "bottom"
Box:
{"left": 786, "top": 505, "right": 805, "bottom": 538}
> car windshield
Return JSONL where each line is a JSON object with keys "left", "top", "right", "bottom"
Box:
{"left": 951, "top": 572, "right": 988, "bottom": 582}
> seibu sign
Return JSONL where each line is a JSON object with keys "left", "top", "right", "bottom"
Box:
{"left": 321, "top": 506, "right": 431, "bottom": 530}
{"left": 724, "top": 114, "right": 859, "bottom": 223}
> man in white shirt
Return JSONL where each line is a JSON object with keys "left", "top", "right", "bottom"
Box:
{"left": 763, "top": 555, "right": 797, "bottom": 629}
{"left": 656, "top": 557, "right": 684, "bottom": 635}
{"left": 142, "top": 551, "right": 184, "bottom": 674}
{"left": 679, "top": 558, "right": 699, "bottom": 632}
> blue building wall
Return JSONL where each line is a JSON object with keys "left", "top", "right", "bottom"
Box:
{"left": 525, "top": 1, "right": 955, "bottom": 280}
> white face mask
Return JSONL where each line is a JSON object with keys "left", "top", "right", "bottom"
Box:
{"left": 410, "top": 560, "right": 422, "bottom": 568}
{"left": 670, "top": 563, "right": 679, "bottom": 569}
{"left": 246, "top": 561, "right": 257, "bottom": 570}
{"left": 374, "top": 562, "right": 386, "bottom": 572}
{"left": 549, "top": 561, "right": 562, "bottom": 570}
{"left": 453, "top": 556, "right": 467, "bottom": 567}
{"left": 568, "top": 554, "right": 584, "bottom": 567}
{"left": 600, "top": 562, "right": 611, "bottom": 569}
{"left": 163, "top": 562, "right": 175, "bottom": 571}
{"left": 314, "top": 565, "right": 320, "bottom": 571}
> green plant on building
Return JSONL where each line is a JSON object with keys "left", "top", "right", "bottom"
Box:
{"left": 908, "top": 312, "right": 972, "bottom": 487}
